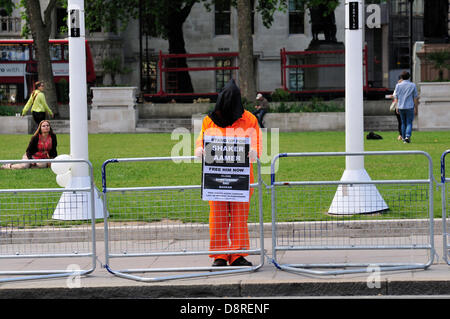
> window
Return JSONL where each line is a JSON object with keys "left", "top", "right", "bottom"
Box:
{"left": 32, "top": 44, "right": 65, "bottom": 61}
{"left": 165, "top": 58, "right": 180, "bottom": 93}
{"left": 49, "top": 44, "right": 63, "bottom": 61}
{"left": 215, "top": 0, "right": 231, "bottom": 35}
{"left": 63, "top": 44, "right": 69, "bottom": 60}
{"left": 0, "top": 9, "right": 7, "bottom": 31}
{"left": 216, "top": 58, "right": 232, "bottom": 92}
{"left": 0, "top": 44, "right": 29, "bottom": 61}
{"left": 389, "top": 0, "right": 425, "bottom": 70}
{"left": 87, "top": 16, "right": 102, "bottom": 33}
{"left": 251, "top": 0, "right": 255, "bottom": 34}
{"left": 289, "top": 0, "right": 304, "bottom": 34}
{"left": 288, "top": 57, "right": 304, "bottom": 91}
{"left": 0, "top": 9, "right": 21, "bottom": 33}
{"left": 141, "top": 55, "right": 158, "bottom": 93}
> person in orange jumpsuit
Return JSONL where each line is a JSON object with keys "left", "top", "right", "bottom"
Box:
{"left": 195, "top": 79, "right": 262, "bottom": 267}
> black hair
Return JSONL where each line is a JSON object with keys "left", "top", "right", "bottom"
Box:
{"left": 400, "top": 71, "right": 410, "bottom": 80}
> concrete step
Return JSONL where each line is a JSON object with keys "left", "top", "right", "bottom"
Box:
{"left": 364, "top": 115, "right": 398, "bottom": 131}
{"left": 50, "top": 118, "right": 193, "bottom": 134}
{"left": 136, "top": 118, "right": 192, "bottom": 133}
{"left": 49, "top": 116, "right": 398, "bottom": 134}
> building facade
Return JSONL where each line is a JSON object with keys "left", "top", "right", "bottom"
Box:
{"left": 1, "top": 0, "right": 449, "bottom": 104}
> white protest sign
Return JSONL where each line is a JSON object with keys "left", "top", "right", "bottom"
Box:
{"left": 202, "top": 135, "right": 250, "bottom": 202}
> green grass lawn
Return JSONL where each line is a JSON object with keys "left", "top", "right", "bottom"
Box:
{"left": 0, "top": 130, "right": 449, "bottom": 225}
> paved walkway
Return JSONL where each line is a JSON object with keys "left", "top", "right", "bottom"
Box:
{"left": 0, "top": 235, "right": 448, "bottom": 299}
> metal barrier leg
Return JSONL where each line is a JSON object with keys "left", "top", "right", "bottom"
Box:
{"left": 442, "top": 182, "right": 449, "bottom": 265}
{"left": 441, "top": 150, "right": 450, "bottom": 265}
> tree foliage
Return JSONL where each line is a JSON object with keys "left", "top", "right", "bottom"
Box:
{"left": 85, "top": 0, "right": 139, "bottom": 33}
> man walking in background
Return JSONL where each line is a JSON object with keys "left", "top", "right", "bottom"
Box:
{"left": 393, "top": 71, "right": 419, "bottom": 144}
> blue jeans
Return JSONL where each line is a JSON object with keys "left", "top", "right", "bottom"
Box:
{"left": 399, "top": 108, "right": 414, "bottom": 139}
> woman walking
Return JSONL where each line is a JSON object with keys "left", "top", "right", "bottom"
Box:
{"left": 22, "top": 81, "right": 54, "bottom": 125}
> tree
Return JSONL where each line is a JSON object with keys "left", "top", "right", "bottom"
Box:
{"left": 237, "top": 0, "right": 256, "bottom": 101}
{"left": 140, "top": 0, "right": 339, "bottom": 100}
{"left": 140, "top": 0, "right": 198, "bottom": 93}
{"left": 0, "top": 0, "right": 61, "bottom": 116}
{"left": 0, "top": 0, "right": 341, "bottom": 107}
{"left": 236, "top": 0, "right": 340, "bottom": 101}
{"left": 142, "top": 0, "right": 341, "bottom": 100}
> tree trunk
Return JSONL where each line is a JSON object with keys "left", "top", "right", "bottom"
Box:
{"left": 166, "top": 4, "right": 194, "bottom": 94}
{"left": 25, "top": 0, "right": 59, "bottom": 117}
{"left": 237, "top": 0, "right": 256, "bottom": 102}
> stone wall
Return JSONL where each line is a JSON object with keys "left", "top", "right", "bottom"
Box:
{"left": 0, "top": 99, "right": 440, "bottom": 134}
{"left": 264, "top": 113, "right": 345, "bottom": 132}
{"left": 417, "top": 82, "right": 450, "bottom": 130}
{"left": 90, "top": 87, "right": 138, "bottom": 133}
{"left": 138, "top": 103, "right": 212, "bottom": 119}
{"left": 0, "top": 116, "right": 31, "bottom": 134}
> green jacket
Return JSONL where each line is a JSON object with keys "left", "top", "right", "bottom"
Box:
{"left": 22, "top": 90, "right": 53, "bottom": 116}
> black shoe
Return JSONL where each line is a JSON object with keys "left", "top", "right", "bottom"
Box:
{"left": 405, "top": 137, "right": 410, "bottom": 143}
{"left": 212, "top": 258, "right": 227, "bottom": 267}
{"left": 230, "top": 257, "right": 252, "bottom": 267}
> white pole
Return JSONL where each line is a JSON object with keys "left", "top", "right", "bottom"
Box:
{"left": 328, "top": 0, "right": 388, "bottom": 215}
{"left": 53, "top": 0, "right": 103, "bottom": 220}
{"left": 68, "top": 0, "right": 89, "bottom": 178}
{"left": 345, "top": 0, "right": 364, "bottom": 171}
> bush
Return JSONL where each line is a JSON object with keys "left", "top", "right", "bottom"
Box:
{"left": 273, "top": 102, "right": 290, "bottom": 112}
{"left": 0, "top": 105, "right": 16, "bottom": 116}
{"left": 270, "top": 98, "right": 344, "bottom": 113}
{"left": 271, "top": 88, "right": 291, "bottom": 102}
{"left": 241, "top": 97, "right": 256, "bottom": 112}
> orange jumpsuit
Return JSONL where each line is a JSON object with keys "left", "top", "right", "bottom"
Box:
{"left": 196, "top": 110, "right": 262, "bottom": 264}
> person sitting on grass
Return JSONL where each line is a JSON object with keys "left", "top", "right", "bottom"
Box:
{"left": 1, "top": 120, "right": 57, "bottom": 170}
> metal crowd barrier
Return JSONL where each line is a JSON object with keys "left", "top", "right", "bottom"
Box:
{"left": 441, "top": 150, "right": 450, "bottom": 265}
{"left": 0, "top": 158, "right": 97, "bottom": 283}
{"left": 101, "top": 156, "right": 264, "bottom": 282}
{"left": 270, "top": 151, "right": 436, "bottom": 275}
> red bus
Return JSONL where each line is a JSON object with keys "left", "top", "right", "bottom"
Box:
{"left": 0, "top": 39, "right": 95, "bottom": 103}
